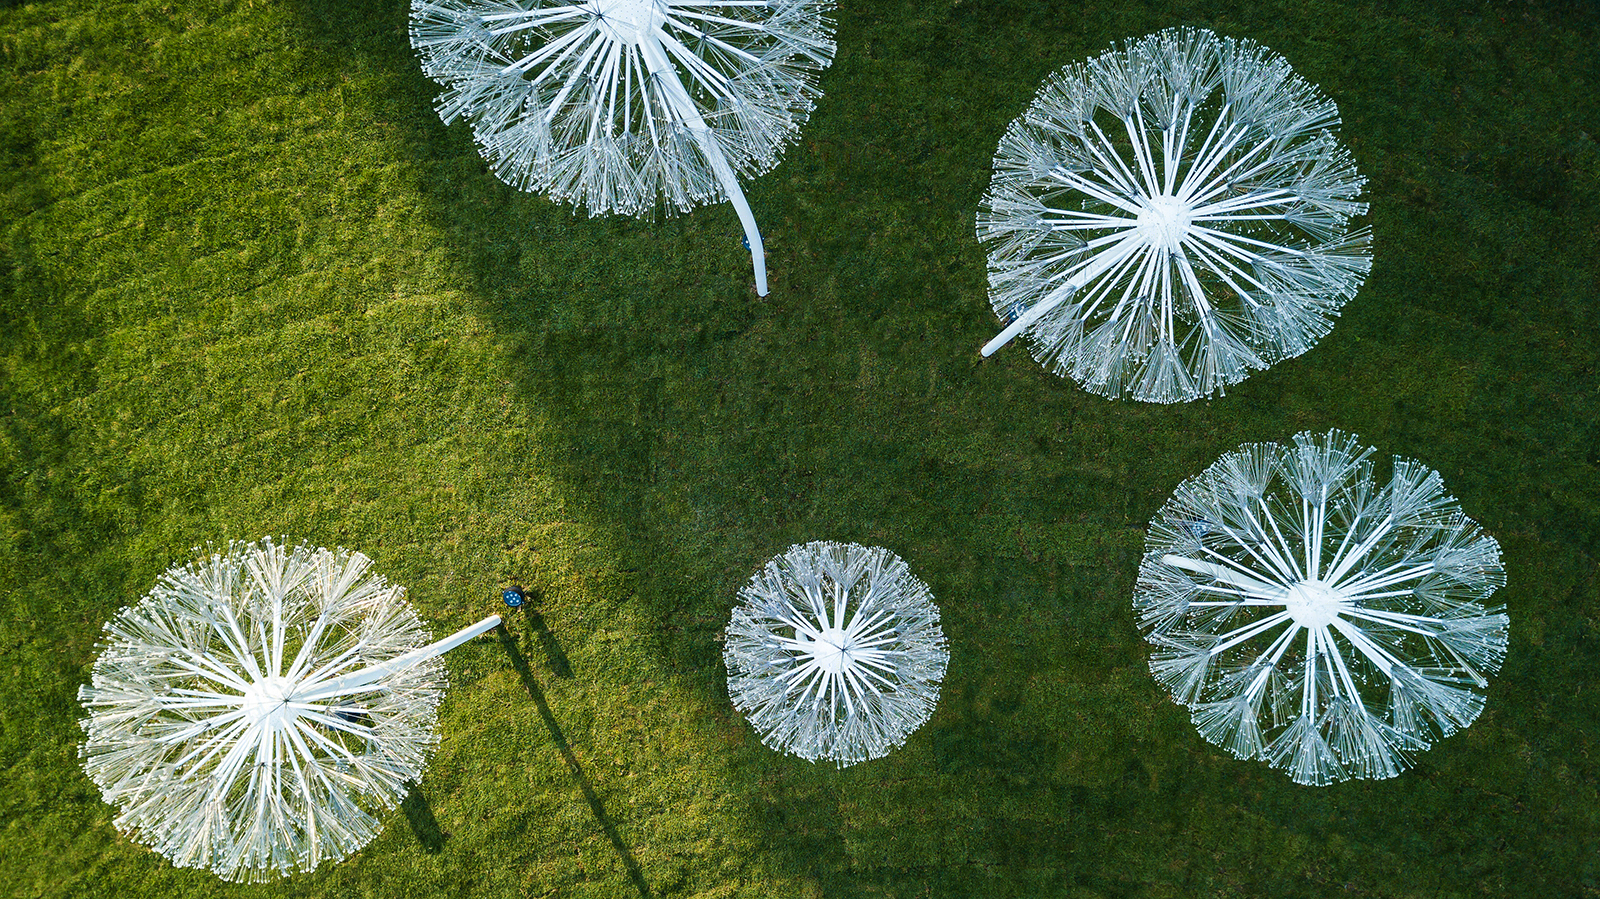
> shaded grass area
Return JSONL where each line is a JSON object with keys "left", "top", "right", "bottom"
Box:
{"left": 2, "top": 0, "right": 1598, "bottom": 897}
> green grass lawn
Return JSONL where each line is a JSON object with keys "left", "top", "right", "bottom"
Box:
{"left": 2, "top": 0, "right": 1598, "bottom": 896}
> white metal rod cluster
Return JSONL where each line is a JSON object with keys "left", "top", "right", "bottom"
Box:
{"left": 78, "top": 538, "right": 500, "bottom": 882}
{"left": 410, "top": 0, "right": 837, "bottom": 295}
{"left": 978, "top": 27, "right": 1371, "bottom": 402}
{"left": 1135, "top": 430, "right": 1508, "bottom": 785}
{"left": 724, "top": 542, "right": 949, "bottom": 767}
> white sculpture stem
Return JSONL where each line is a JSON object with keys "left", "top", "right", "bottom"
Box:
{"left": 1159, "top": 553, "right": 1283, "bottom": 600}
{"left": 638, "top": 35, "right": 768, "bottom": 296}
{"left": 981, "top": 230, "right": 1142, "bottom": 356}
{"left": 297, "top": 614, "right": 502, "bottom": 702}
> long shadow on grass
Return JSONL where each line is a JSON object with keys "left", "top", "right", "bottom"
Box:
{"left": 495, "top": 623, "right": 651, "bottom": 898}
{"left": 401, "top": 783, "right": 448, "bottom": 853}
{"left": 512, "top": 584, "right": 573, "bottom": 678}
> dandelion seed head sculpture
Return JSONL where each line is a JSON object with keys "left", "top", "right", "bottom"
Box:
{"left": 977, "top": 27, "right": 1372, "bottom": 402}
{"left": 78, "top": 538, "right": 500, "bottom": 882}
{"left": 724, "top": 542, "right": 949, "bottom": 767}
{"left": 1136, "top": 430, "right": 1508, "bottom": 785}
{"left": 409, "top": 0, "right": 837, "bottom": 295}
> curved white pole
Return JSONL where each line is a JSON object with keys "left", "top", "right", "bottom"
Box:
{"left": 639, "top": 37, "right": 768, "bottom": 296}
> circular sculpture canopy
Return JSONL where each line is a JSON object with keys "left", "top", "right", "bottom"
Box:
{"left": 724, "top": 542, "right": 949, "bottom": 767}
{"left": 409, "top": 0, "right": 837, "bottom": 295}
{"left": 977, "top": 27, "right": 1372, "bottom": 402}
{"left": 1135, "top": 430, "right": 1508, "bottom": 785}
{"left": 78, "top": 538, "right": 499, "bottom": 882}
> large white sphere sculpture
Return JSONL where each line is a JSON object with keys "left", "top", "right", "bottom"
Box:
{"left": 409, "top": 0, "right": 837, "bottom": 296}
{"left": 724, "top": 542, "right": 949, "bottom": 767}
{"left": 977, "top": 27, "right": 1372, "bottom": 402}
{"left": 78, "top": 538, "right": 501, "bottom": 882}
{"left": 1136, "top": 430, "right": 1508, "bottom": 785}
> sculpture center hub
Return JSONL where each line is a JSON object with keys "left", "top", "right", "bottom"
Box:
{"left": 1136, "top": 194, "right": 1193, "bottom": 253}
{"left": 589, "top": 0, "right": 666, "bottom": 43}
{"left": 241, "top": 675, "right": 300, "bottom": 732}
{"left": 1283, "top": 579, "right": 1349, "bottom": 630}
{"left": 805, "top": 627, "right": 858, "bottom": 676}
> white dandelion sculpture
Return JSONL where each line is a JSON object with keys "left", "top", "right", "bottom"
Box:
{"left": 724, "top": 542, "right": 949, "bottom": 767}
{"left": 408, "top": 0, "right": 837, "bottom": 296}
{"left": 977, "top": 27, "right": 1372, "bottom": 402}
{"left": 1136, "top": 430, "right": 1508, "bottom": 785}
{"left": 78, "top": 538, "right": 503, "bottom": 882}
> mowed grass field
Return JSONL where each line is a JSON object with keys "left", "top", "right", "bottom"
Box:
{"left": 2, "top": 0, "right": 1598, "bottom": 896}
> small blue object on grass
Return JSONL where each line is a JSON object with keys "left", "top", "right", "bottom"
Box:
{"left": 502, "top": 587, "right": 525, "bottom": 608}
